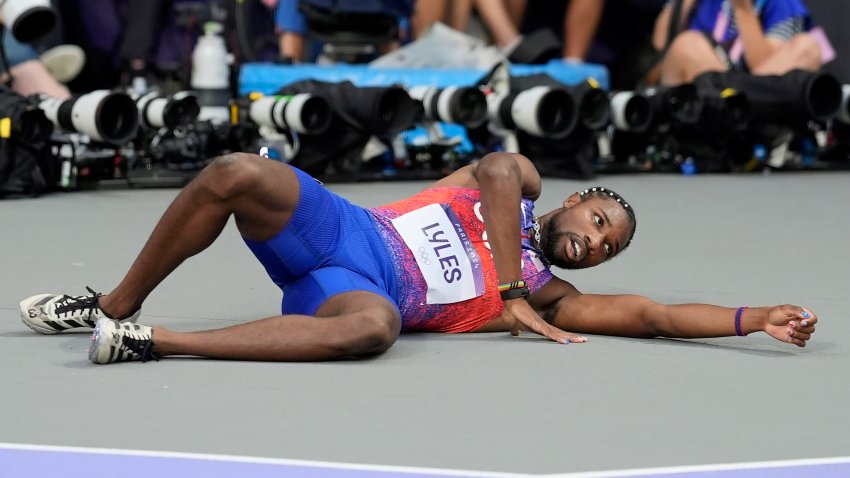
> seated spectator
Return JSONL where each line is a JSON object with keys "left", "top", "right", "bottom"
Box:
{"left": 413, "top": 0, "right": 665, "bottom": 89}
{"left": 412, "top": 0, "right": 472, "bottom": 40}
{"left": 520, "top": 0, "right": 667, "bottom": 88}
{"left": 413, "top": 0, "right": 605, "bottom": 63}
{"left": 495, "top": 0, "right": 605, "bottom": 62}
{"left": 652, "top": 0, "right": 823, "bottom": 86}
{"left": 274, "top": 0, "right": 307, "bottom": 62}
{"left": 1, "top": 32, "right": 72, "bottom": 99}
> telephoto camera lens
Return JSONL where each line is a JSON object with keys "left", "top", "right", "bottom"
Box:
{"left": 272, "top": 81, "right": 420, "bottom": 135}
{"left": 17, "top": 108, "right": 53, "bottom": 144}
{"left": 2, "top": 0, "right": 56, "bottom": 42}
{"left": 248, "top": 93, "right": 333, "bottom": 135}
{"left": 135, "top": 91, "right": 201, "bottom": 129}
{"left": 609, "top": 91, "right": 653, "bottom": 133}
{"left": 488, "top": 85, "right": 578, "bottom": 138}
{"left": 39, "top": 90, "right": 139, "bottom": 144}
{"left": 345, "top": 86, "right": 419, "bottom": 134}
{"left": 699, "top": 89, "right": 751, "bottom": 133}
{"left": 569, "top": 80, "right": 611, "bottom": 130}
{"left": 801, "top": 72, "right": 843, "bottom": 121}
{"left": 692, "top": 70, "right": 841, "bottom": 124}
{"left": 0, "top": 90, "right": 52, "bottom": 143}
{"left": 407, "top": 85, "right": 488, "bottom": 128}
{"left": 642, "top": 84, "right": 702, "bottom": 126}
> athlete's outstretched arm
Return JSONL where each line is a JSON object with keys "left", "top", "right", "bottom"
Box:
{"left": 540, "top": 279, "right": 817, "bottom": 347}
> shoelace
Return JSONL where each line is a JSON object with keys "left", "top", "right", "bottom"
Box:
{"left": 54, "top": 286, "right": 102, "bottom": 318}
{"left": 121, "top": 328, "right": 160, "bottom": 362}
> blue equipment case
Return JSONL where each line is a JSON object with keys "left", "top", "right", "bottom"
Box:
{"left": 238, "top": 60, "right": 610, "bottom": 95}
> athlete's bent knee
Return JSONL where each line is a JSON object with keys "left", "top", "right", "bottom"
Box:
{"left": 336, "top": 312, "right": 400, "bottom": 357}
{"left": 203, "top": 152, "right": 267, "bottom": 200}
{"left": 363, "top": 314, "right": 401, "bottom": 355}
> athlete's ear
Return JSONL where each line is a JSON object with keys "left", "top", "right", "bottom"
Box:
{"left": 563, "top": 192, "right": 581, "bottom": 208}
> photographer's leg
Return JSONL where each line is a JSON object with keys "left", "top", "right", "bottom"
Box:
{"left": 412, "top": 0, "right": 449, "bottom": 38}
{"left": 5, "top": 60, "right": 71, "bottom": 98}
{"left": 0, "top": 32, "right": 71, "bottom": 98}
{"left": 474, "top": 0, "right": 522, "bottom": 49}
{"left": 99, "top": 153, "right": 299, "bottom": 319}
{"left": 659, "top": 30, "right": 727, "bottom": 85}
{"left": 750, "top": 33, "right": 821, "bottom": 76}
{"left": 275, "top": 0, "right": 307, "bottom": 62}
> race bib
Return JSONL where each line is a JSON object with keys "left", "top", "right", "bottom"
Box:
{"left": 391, "top": 203, "right": 485, "bottom": 304}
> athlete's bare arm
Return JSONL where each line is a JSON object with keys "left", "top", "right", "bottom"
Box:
{"left": 429, "top": 152, "right": 542, "bottom": 199}
{"left": 532, "top": 277, "right": 817, "bottom": 347}
{"left": 433, "top": 153, "right": 583, "bottom": 344}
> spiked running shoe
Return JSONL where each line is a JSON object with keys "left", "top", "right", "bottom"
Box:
{"left": 89, "top": 318, "right": 159, "bottom": 364}
{"left": 19, "top": 287, "right": 140, "bottom": 335}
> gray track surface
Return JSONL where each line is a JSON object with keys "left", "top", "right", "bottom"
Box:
{"left": 2, "top": 171, "right": 848, "bottom": 475}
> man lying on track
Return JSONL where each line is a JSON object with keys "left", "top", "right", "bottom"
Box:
{"left": 19, "top": 152, "right": 817, "bottom": 363}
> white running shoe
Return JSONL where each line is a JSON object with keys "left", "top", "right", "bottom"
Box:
{"left": 19, "top": 287, "right": 140, "bottom": 335}
{"left": 39, "top": 44, "right": 86, "bottom": 83}
{"left": 89, "top": 318, "right": 159, "bottom": 364}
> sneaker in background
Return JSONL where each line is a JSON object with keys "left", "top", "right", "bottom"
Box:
{"left": 39, "top": 44, "right": 85, "bottom": 83}
{"left": 19, "top": 287, "right": 140, "bottom": 335}
{"left": 89, "top": 318, "right": 159, "bottom": 364}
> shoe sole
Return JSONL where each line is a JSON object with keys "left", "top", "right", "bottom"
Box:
{"left": 89, "top": 318, "right": 117, "bottom": 364}
{"left": 19, "top": 294, "right": 61, "bottom": 335}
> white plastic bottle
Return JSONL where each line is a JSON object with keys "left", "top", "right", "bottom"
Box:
{"left": 191, "top": 22, "right": 231, "bottom": 123}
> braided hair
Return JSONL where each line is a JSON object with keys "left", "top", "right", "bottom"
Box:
{"left": 579, "top": 187, "right": 637, "bottom": 249}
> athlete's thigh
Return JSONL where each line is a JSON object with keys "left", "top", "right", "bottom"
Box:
{"left": 292, "top": 269, "right": 402, "bottom": 340}
{"left": 282, "top": 267, "right": 399, "bottom": 320}
{"left": 315, "top": 291, "right": 400, "bottom": 326}
{"left": 314, "top": 291, "right": 402, "bottom": 356}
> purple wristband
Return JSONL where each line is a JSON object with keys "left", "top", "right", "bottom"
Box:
{"left": 735, "top": 306, "right": 748, "bottom": 336}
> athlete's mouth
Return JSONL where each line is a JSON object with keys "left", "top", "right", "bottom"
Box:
{"left": 567, "top": 235, "right": 586, "bottom": 262}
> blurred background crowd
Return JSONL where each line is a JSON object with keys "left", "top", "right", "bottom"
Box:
{"left": 1, "top": 0, "right": 849, "bottom": 196}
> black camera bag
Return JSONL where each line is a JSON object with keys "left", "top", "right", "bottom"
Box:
{"left": 0, "top": 88, "right": 55, "bottom": 198}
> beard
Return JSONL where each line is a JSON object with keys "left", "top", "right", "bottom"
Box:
{"left": 540, "top": 215, "right": 576, "bottom": 269}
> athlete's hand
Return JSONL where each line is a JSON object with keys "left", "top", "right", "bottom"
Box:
{"left": 502, "top": 298, "right": 587, "bottom": 344}
{"left": 763, "top": 305, "right": 817, "bottom": 347}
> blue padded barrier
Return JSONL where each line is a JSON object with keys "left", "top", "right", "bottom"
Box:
{"left": 238, "top": 60, "right": 610, "bottom": 95}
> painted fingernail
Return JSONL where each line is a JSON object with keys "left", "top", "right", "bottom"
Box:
{"left": 802, "top": 311, "right": 811, "bottom": 318}
{"left": 563, "top": 339, "right": 571, "bottom": 344}
{"left": 787, "top": 329, "right": 793, "bottom": 335}
{"left": 802, "top": 321, "right": 809, "bottom": 326}
{"left": 790, "top": 321, "right": 797, "bottom": 327}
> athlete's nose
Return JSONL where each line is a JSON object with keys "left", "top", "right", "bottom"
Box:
{"left": 584, "top": 233, "right": 602, "bottom": 256}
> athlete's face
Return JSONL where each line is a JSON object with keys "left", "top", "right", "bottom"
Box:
{"left": 540, "top": 194, "right": 634, "bottom": 269}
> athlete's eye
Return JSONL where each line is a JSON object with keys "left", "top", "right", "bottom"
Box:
{"left": 594, "top": 214, "right": 603, "bottom": 227}
{"left": 604, "top": 243, "right": 612, "bottom": 256}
